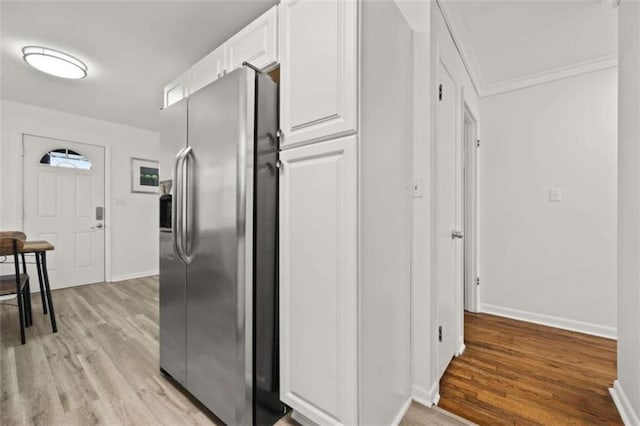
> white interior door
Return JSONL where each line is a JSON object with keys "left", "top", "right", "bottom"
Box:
{"left": 23, "top": 135, "right": 105, "bottom": 289}
{"left": 435, "top": 60, "right": 464, "bottom": 380}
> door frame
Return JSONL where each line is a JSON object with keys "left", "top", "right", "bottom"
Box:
{"left": 462, "top": 100, "right": 479, "bottom": 314}
{"left": 21, "top": 133, "right": 111, "bottom": 283}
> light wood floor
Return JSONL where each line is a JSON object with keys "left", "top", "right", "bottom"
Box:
{"left": 0, "top": 276, "right": 466, "bottom": 425}
{"left": 439, "top": 312, "right": 621, "bottom": 425}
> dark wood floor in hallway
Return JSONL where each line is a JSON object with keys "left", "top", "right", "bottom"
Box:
{"left": 439, "top": 312, "right": 621, "bottom": 425}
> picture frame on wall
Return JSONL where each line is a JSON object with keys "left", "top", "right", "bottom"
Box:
{"left": 131, "top": 157, "right": 159, "bottom": 194}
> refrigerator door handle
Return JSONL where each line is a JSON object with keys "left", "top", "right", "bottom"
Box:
{"left": 173, "top": 146, "right": 190, "bottom": 264}
{"left": 172, "top": 147, "right": 185, "bottom": 261}
{"left": 182, "top": 147, "right": 194, "bottom": 263}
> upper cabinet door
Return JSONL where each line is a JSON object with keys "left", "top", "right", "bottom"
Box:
{"left": 279, "top": 136, "right": 358, "bottom": 425}
{"left": 164, "top": 70, "right": 190, "bottom": 108}
{"left": 279, "top": 0, "right": 358, "bottom": 148}
{"left": 226, "top": 6, "right": 278, "bottom": 71}
{"left": 189, "top": 45, "right": 226, "bottom": 95}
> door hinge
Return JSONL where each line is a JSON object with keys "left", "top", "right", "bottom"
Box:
{"left": 438, "top": 84, "right": 443, "bottom": 101}
{"left": 438, "top": 326, "right": 443, "bottom": 342}
{"left": 477, "top": 139, "right": 480, "bottom": 148}
{"left": 476, "top": 277, "right": 480, "bottom": 286}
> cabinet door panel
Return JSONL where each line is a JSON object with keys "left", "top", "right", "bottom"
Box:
{"left": 279, "top": 0, "right": 358, "bottom": 147}
{"left": 226, "top": 6, "right": 278, "bottom": 71}
{"left": 164, "top": 71, "right": 189, "bottom": 108}
{"left": 190, "top": 45, "right": 226, "bottom": 95}
{"left": 279, "top": 136, "right": 358, "bottom": 425}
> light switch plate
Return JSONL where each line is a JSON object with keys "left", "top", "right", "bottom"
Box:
{"left": 413, "top": 178, "right": 424, "bottom": 198}
{"left": 549, "top": 188, "right": 562, "bottom": 202}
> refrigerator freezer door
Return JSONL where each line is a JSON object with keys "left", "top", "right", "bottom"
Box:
{"left": 253, "top": 72, "right": 283, "bottom": 426}
{"left": 159, "top": 98, "right": 188, "bottom": 386}
{"left": 186, "top": 68, "right": 255, "bottom": 425}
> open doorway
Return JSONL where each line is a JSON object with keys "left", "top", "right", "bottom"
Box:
{"left": 432, "top": 0, "right": 620, "bottom": 423}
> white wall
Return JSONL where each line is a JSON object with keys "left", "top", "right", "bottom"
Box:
{"left": 479, "top": 68, "right": 618, "bottom": 338}
{"left": 1, "top": 99, "right": 160, "bottom": 281}
{"left": 613, "top": 1, "right": 640, "bottom": 423}
{"left": 359, "top": 0, "right": 413, "bottom": 422}
{"left": 410, "top": 28, "right": 435, "bottom": 405}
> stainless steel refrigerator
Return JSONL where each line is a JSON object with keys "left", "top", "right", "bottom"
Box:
{"left": 159, "top": 67, "right": 285, "bottom": 425}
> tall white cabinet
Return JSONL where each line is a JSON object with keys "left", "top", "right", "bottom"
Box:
{"left": 278, "top": 1, "right": 414, "bottom": 425}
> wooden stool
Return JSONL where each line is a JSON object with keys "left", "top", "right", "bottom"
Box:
{"left": 0, "top": 234, "right": 30, "bottom": 344}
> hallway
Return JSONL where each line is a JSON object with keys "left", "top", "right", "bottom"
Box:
{"left": 439, "top": 312, "right": 621, "bottom": 424}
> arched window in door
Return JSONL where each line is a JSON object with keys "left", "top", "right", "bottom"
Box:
{"left": 40, "top": 148, "right": 93, "bottom": 170}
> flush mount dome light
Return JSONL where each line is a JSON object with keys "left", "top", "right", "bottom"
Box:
{"left": 22, "top": 46, "right": 87, "bottom": 79}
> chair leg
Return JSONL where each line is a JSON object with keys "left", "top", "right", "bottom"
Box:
{"left": 16, "top": 286, "right": 26, "bottom": 345}
{"left": 21, "top": 253, "right": 32, "bottom": 326}
{"left": 36, "top": 253, "right": 48, "bottom": 315}
{"left": 22, "top": 284, "right": 31, "bottom": 328}
{"left": 41, "top": 252, "right": 57, "bottom": 333}
{"left": 28, "top": 281, "right": 33, "bottom": 326}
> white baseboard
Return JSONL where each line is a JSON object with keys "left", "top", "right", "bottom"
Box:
{"left": 412, "top": 380, "right": 441, "bottom": 408}
{"left": 411, "top": 384, "right": 434, "bottom": 407}
{"left": 110, "top": 270, "right": 158, "bottom": 282}
{"left": 480, "top": 303, "right": 617, "bottom": 339}
{"left": 456, "top": 342, "right": 466, "bottom": 357}
{"left": 391, "top": 397, "right": 413, "bottom": 426}
{"left": 610, "top": 380, "right": 640, "bottom": 426}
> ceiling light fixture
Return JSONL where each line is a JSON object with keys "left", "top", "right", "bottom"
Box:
{"left": 22, "top": 46, "right": 88, "bottom": 79}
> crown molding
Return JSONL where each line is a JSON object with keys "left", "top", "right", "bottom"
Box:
{"left": 481, "top": 55, "right": 618, "bottom": 97}
{"left": 436, "top": 0, "right": 486, "bottom": 95}
{"left": 436, "top": 0, "right": 618, "bottom": 98}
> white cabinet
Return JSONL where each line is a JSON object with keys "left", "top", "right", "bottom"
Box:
{"left": 163, "top": 6, "right": 278, "bottom": 108}
{"left": 164, "top": 71, "right": 189, "bottom": 108}
{"left": 278, "top": 0, "right": 358, "bottom": 148}
{"left": 189, "top": 45, "right": 226, "bottom": 95}
{"left": 226, "top": 6, "right": 278, "bottom": 71}
{"left": 279, "top": 136, "right": 358, "bottom": 425}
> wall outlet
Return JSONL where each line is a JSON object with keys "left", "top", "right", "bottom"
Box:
{"left": 115, "top": 197, "right": 126, "bottom": 206}
{"left": 549, "top": 188, "right": 562, "bottom": 202}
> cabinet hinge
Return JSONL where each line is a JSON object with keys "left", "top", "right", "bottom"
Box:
{"left": 477, "top": 139, "right": 480, "bottom": 148}
{"left": 476, "top": 277, "right": 480, "bottom": 286}
{"left": 438, "top": 84, "right": 443, "bottom": 101}
{"left": 438, "top": 326, "right": 443, "bottom": 342}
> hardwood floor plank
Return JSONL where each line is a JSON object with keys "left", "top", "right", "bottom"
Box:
{"left": 439, "top": 312, "right": 622, "bottom": 425}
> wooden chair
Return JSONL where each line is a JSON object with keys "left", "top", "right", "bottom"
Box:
{"left": 0, "top": 234, "right": 30, "bottom": 344}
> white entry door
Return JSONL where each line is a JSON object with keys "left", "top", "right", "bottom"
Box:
{"left": 435, "top": 60, "right": 464, "bottom": 380}
{"left": 23, "top": 135, "right": 105, "bottom": 289}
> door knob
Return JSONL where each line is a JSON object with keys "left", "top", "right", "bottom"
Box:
{"left": 451, "top": 230, "right": 463, "bottom": 239}
{"left": 92, "top": 223, "right": 104, "bottom": 230}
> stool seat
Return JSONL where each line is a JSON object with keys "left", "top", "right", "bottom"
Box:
{"left": 21, "top": 241, "right": 55, "bottom": 253}
{"left": 0, "top": 274, "right": 29, "bottom": 296}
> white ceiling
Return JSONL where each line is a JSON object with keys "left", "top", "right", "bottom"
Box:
{"left": 1, "top": 1, "right": 277, "bottom": 131}
{"left": 440, "top": 0, "right": 618, "bottom": 96}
